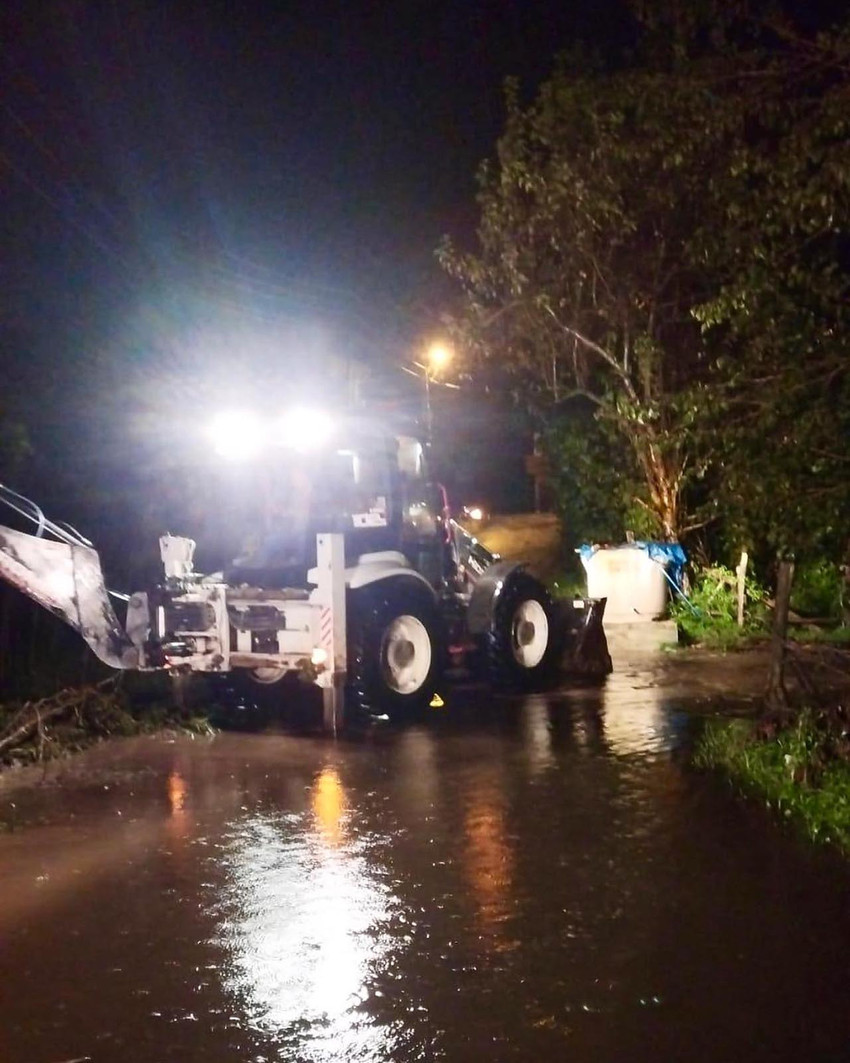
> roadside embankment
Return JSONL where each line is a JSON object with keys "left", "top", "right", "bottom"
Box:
{"left": 696, "top": 710, "right": 850, "bottom": 851}
{"left": 0, "top": 676, "right": 211, "bottom": 772}
{"left": 471, "top": 512, "right": 564, "bottom": 582}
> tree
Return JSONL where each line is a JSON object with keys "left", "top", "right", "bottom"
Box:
{"left": 543, "top": 401, "right": 656, "bottom": 548}
{"left": 690, "top": 20, "right": 850, "bottom": 560}
{"left": 439, "top": 58, "right": 732, "bottom": 540}
{"left": 440, "top": 10, "right": 850, "bottom": 550}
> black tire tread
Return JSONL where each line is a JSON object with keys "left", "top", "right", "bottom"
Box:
{"left": 487, "top": 571, "right": 563, "bottom": 690}
{"left": 347, "top": 578, "right": 443, "bottom": 719}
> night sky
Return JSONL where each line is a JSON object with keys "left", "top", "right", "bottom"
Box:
{"left": 0, "top": 0, "right": 846, "bottom": 556}
{"left": 2, "top": 2, "right": 845, "bottom": 497}
{"left": 1, "top": 0, "right": 635, "bottom": 385}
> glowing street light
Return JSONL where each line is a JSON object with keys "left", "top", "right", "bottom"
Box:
{"left": 426, "top": 341, "right": 452, "bottom": 374}
{"left": 406, "top": 340, "right": 457, "bottom": 442}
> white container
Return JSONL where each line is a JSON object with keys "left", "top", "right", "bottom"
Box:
{"left": 581, "top": 545, "right": 669, "bottom": 622}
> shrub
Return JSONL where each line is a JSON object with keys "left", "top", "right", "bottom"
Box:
{"left": 671, "top": 564, "right": 769, "bottom": 649}
{"left": 790, "top": 559, "right": 845, "bottom": 621}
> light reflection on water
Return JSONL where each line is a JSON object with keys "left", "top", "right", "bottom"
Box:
{"left": 197, "top": 694, "right": 690, "bottom": 1057}
{"left": 600, "top": 682, "right": 683, "bottom": 757}
{"left": 205, "top": 692, "right": 686, "bottom": 1054}
{"left": 3, "top": 674, "right": 850, "bottom": 1063}
{"left": 313, "top": 764, "right": 346, "bottom": 847}
{"left": 521, "top": 696, "right": 556, "bottom": 775}
{"left": 462, "top": 765, "right": 515, "bottom": 951}
{"left": 213, "top": 765, "right": 394, "bottom": 1059}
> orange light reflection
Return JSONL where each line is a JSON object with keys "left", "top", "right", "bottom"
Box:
{"left": 463, "top": 769, "right": 515, "bottom": 952}
{"left": 312, "top": 765, "right": 345, "bottom": 847}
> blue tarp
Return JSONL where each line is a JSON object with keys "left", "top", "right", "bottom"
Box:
{"left": 578, "top": 541, "right": 688, "bottom": 591}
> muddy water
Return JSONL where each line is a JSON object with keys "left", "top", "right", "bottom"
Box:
{"left": 1, "top": 667, "right": 850, "bottom": 1063}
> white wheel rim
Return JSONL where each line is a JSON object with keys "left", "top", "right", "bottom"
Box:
{"left": 250, "top": 666, "right": 288, "bottom": 685}
{"left": 381, "top": 614, "right": 432, "bottom": 694}
{"left": 511, "top": 599, "right": 549, "bottom": 668}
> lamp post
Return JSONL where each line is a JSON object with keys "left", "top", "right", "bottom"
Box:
{"left": 412, "top": 342, "right": 454, "bottom": 443}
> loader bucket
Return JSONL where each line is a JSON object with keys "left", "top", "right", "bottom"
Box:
{"left": 560, "top": 598, "right": 612, "bottom": 678}
{"left": 0, "top": 525, "right": 138, "bottom": 670}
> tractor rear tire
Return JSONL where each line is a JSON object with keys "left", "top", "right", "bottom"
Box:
{"left": 348, "top": 579, "right": 444, "bottom": 720}
{"left": 487, "top": 571, "right": 563, "bottom": 690}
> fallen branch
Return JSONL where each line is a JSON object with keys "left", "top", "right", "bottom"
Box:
{"left": 0, "top": 678, "right": 121, "bottom": 759}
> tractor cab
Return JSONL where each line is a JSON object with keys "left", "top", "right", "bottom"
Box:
{"left": 218, "top": 416, "right": 454, "bottom": 592}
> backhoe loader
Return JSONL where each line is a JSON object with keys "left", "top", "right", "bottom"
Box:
{"left": 0, "top": 409, "right": 609, "bottom": 728}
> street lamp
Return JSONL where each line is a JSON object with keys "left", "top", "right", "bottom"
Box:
{"left": 406, "top": 341, "right": 456, "bottom": 442}
{"left": 426, "top": 342, "right": 452, "bottom": 373}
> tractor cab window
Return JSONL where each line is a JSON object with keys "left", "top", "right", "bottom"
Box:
{"left": 396, "top": 436, "right": 426, "bottom": 480}
{"left": 309, "top": 443, "right": 394, "bottom": 532}
{"left": 395, "top": 436, "right": 442, "bottom": 534}
{"left": 394, "top": 436, "right": 449, "bottom": 585}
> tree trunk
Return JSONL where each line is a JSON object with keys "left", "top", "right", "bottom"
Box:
{"left": 766, "top": 559, "right": 795, "bottom": 713}
{"left": 635, "top": 436, "right": 684, "bottom": 541}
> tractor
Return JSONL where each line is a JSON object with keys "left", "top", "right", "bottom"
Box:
{"left": 0, "top": 407, "right": 609, "bottom": 728}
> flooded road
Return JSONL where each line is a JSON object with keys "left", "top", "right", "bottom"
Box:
{"left": 2, "top": 663, "right": 850, "bottom": 1062}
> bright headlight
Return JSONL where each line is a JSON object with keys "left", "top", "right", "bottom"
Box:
{"left": 208, "top": 410, "right": 265, "bottom": 461}
{"left": 275, "top": 407, "right": 335, "bottom": 451}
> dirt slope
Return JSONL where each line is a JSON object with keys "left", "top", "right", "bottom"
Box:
{"left": 467, "top": 512, "right": 564, "bottom": 581}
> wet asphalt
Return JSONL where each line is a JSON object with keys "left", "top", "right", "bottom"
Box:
{"left": 1, "top": 659, "right": 849, "bottom": 1063}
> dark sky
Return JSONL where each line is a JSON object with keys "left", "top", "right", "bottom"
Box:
{"left": 0, "top": 0, "right": 844, "bottom": 528}
{"left": 1, "top": 0, "right": 634, "bottom": 388}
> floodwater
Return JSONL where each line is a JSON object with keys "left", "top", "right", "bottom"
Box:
{"left": 2, "top": 661, "right": 850, "bottom": 1063}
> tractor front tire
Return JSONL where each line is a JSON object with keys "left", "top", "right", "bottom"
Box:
{"left": 487, "top": 571, "right": 563, "bottom": 690}
{"left": 348, "top": 579, "right": 443, "bottom": 720}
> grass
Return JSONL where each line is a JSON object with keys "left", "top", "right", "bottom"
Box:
{"left": 670, "top": 563, "right": 850, "bottom": 652}
{"left": 788, "top": 624, "right": 850, "bottom": 646}
{"left": 695, "top": 713, "right": 850, "bottom": 851}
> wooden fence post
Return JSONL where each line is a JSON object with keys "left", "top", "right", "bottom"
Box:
{"left": 735, "top": 550, "right": 749, "bottom": 628}
{"left": 766, "top": 559, "right": 795, "bottom": 711}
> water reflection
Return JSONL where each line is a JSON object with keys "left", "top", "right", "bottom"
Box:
{"left": 600, "top": 682, "right": 679, "bottom": 756}
{"left": 520, "top": 696, "right": 555, "bottom": 776}
{"left": 312, "top": 765, "right": 345, "bottom": 847}
{"left": 213, "top": 764, "right": 392, "bottom": 1059}
{"left": 462, "top": 765, "right": 515, "bottom": 951}
{"left": 395, "top": 727, "right": 439, "bottom": 815}
{"left": 6, "top": 695, "right": 850, "bottom": 1063}
{"left": 166, "top": 768, "right": 191, "bottom": 842}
